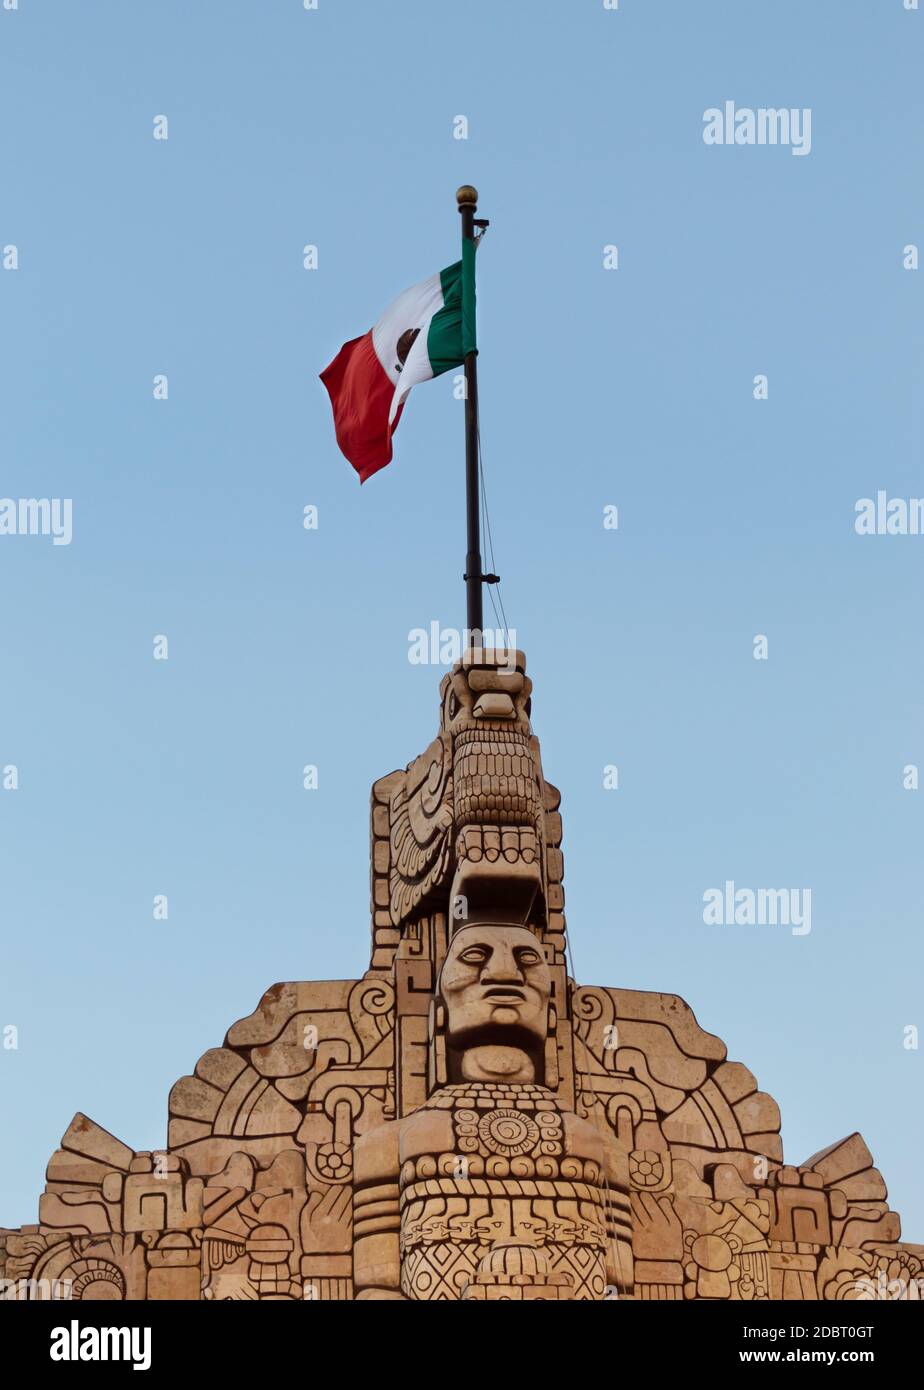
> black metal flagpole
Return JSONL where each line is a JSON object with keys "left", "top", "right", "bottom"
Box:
{"left": 457, "top": 185, "right": 483, "bottom": 648}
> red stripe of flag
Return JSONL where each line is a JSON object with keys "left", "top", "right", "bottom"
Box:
{"left": 320, "top": 332, "right": 404, "bottom": 484}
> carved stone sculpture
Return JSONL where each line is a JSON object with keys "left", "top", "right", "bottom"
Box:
{"left": 2, "top": 650, "right": 920, "bottom": 1301}
{"left": 353, "top": 923, "right": 631, "bottom": 1300}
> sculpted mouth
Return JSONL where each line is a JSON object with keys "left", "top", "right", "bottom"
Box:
{"left": 483, "top": 988, "right": 526, "bottom": 1002}
{"left": 453, "top": 726, "right": 532, "bottom": 748}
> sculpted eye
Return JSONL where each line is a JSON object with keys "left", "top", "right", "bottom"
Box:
{"left": 447, "top": 691, "right": 460, "bottom": 720}
{"left": 516, "top": 948, "right": 541, "bottom": 965}
{"left": 459, "top": 946, "right": 488, "bottom": 963}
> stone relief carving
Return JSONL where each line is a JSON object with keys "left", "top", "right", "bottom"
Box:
{"left": 3, "top": 652, "right": 920, "bottom": 1301}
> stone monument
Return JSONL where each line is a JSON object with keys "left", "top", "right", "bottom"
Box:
{"left": 2, "top": 649, "right": 920, "bottom": 1300}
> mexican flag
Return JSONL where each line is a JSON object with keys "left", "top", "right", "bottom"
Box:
{"left": 321, "top": 244, "right": 475, "bottom": 482}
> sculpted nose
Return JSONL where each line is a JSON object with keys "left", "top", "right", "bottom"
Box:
{"left": 482, "top": 946, "right": 523, "bottom": 982}
{"left": 467, "top": 669, "right": 523, "bottom": 720}
{"left": 472, "top": 692, "right": 515, "bottom": 719}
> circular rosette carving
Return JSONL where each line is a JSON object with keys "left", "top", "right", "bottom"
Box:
{"left": 62, "top": 1258, "right": 126, "bottom": 1301}
{"left": 306, "top": 1141, "right": 353, "bottom": 1186}
{"left": 477, "top": 1108, "right": 539, "bottom": 1158}
{"left": 630, "top": 1149, "right": 666, "bottom": 1188}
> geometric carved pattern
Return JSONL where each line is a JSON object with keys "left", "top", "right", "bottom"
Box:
{"left": 1, "top": 649, "right": 918, "bottom": 1302}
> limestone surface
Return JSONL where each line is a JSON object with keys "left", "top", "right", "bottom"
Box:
{"left": 2, "top": 653, "right": 919, "bottom": 1301}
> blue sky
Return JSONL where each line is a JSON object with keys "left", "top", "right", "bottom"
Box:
{"left": 1, "top": 0, "right": 922, "bottom": 1237}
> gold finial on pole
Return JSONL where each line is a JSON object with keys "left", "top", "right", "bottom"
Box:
{"left": 456, "top": 185, "right": 478, "bottom": 209}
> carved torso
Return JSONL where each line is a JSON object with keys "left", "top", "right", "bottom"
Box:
{"left": 397, "top": 1083, "right": 611, "bottom": 1300}
{"left": 6, "top": 649, "right": 919, "bottom": 1307}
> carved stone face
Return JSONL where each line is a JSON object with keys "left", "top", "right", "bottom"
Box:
{"left": 439, "top": 925, "right": 550, "bottom": 1044}
{"left": 439, "top": 651, "right": 532, "bottom": 736}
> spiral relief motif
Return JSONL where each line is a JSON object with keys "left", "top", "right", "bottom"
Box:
{"left": 477, "top": 1109, "right": 540, "bottom": 1158}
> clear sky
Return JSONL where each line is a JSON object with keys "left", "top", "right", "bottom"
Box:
{"left": 1, "top": 0, "right": 922, "bottom": 1237}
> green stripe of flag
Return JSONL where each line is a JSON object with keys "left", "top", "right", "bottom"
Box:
{"left": 426, "top": 261, "right": 464, "bottom": 376}
{"left": 462, "top": 235, "right": 476, "bottom": 357}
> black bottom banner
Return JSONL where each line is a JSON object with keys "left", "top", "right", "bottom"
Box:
{"left": 4, "top": 1296, "right": 920, "bottom": 1379}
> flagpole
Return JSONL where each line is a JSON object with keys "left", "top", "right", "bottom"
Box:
{"left": 457, "top": 185, "right": 483, "bottom": 648}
